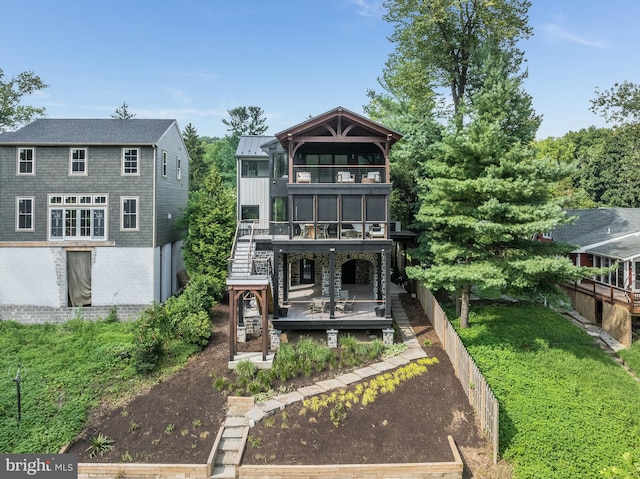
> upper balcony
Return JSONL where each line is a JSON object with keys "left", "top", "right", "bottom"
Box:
{"left": 291, "top": 165, "right": 386, "bottom": 185}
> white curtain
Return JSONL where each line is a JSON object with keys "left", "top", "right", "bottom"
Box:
{"left": 67, "top": 251, "right": 92, "bottom": 307}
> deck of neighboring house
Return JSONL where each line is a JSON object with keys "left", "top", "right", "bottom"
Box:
{"left": 565, "top": 278, "right": 640, "bottom": 314}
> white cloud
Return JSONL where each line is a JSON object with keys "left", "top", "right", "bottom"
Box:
{"left": 540, "top": 23, "right": 609, "bottom": 49}
{"left": 352, "top": 0, "right": 383, "bottom": 18}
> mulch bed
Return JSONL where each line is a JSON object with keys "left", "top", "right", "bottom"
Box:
{"left": 66, "top": 293, "right": 502, "bottom": 477}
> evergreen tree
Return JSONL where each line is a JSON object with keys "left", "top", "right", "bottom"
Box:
{"left": 407, "top": 49, "right": 587, "bottom": 326}
{"left": 182, "top": 123, "right": 206, "bottom": 191}
{"left": 111, "top": 101, "right": 136, "bottom": 119}
{"left": 178, "top": 167, "right": 236, "bottom": 288}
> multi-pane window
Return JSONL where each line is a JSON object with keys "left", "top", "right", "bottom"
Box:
{"left": 122, "top": 148, "right": 139, "bottom": 175}
{"left": 18, "top": 148, "right": 34, "bottom": 175}
{"left": 241, "top": 160, "right": 269, "bottom": 177}
{"left": 16, "top": 198, "right": 34, "bottom": 231}
{"left": 162, "top": 151, "right": 167, "bottom": 177}
{"left": 70, "top": 148, "right": 87, "bottom": 175}
{"left": 48, "top": 194, "right": 108, "bottom": 240}
{"left": 122, "top": 197, "right": 138, "bottom": 230}
{"left": 177, "top": 157, "right": 181, "bottom": 180}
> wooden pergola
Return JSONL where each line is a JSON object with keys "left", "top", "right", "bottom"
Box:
{"left": 228, "top": 283, "right": 270, "bottom": 362}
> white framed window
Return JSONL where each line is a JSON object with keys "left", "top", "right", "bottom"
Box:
{"left": 121, "top": 197, "right": 139, "bottom": 231}
{"left": 17, "top": 148, "right": 35, "bottom": 175}
{"left": 162, "top": 151, "right": 167, "bottom": 177}
{"left": 70, "top": 148, "right": 87, "bottom": 175}
{"left": 176, "top": 157, "right": 181, "bottom": 180}
{"left": 122, "top": 148, "right": 139, "bottom": 175}
{"left": 48, "top": 194, "right": 108, "bottom": 240}
{"left": 16, "top": 197, "right": 34, "bottom": 231}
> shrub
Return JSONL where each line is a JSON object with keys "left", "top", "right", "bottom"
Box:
{"left": 132, "top": 302, "right": 168, "bottom": 374}
{"left": 164, "top": 275, "right": 216, "bottom": 347}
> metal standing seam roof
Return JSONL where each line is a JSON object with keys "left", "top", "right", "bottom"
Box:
{"left": 0, "top": 119, "right": 178, "bottom": 145}
{"left": 235, "top": 136, "right": 276, "bottom": 157}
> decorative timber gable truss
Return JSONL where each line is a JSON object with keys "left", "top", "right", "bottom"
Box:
{"left": 276, "top": 107, "right": 402, "bottom": 184}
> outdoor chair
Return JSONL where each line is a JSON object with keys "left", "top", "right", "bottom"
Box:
{"left": 307, "top": 299, "right": 325, "bottom": 313}
{"left": 368, "top": 224, "right": 385, "bottom": 238}
{"left": 296, "top": 171, "right": 311, "bottom": 183}
{"left": 335, "top": 295, "right": 355, "bottom": 313}
{"left": 336, "top": 171, "right": 355, "bottom": 183}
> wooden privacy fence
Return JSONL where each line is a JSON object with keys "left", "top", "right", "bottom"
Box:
{"left": 414, "top": 284, "right": 499, "bottom": 464}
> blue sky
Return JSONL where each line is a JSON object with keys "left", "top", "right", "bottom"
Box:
{"left": 2, "top": 0, "right": 639, "bottom": 139}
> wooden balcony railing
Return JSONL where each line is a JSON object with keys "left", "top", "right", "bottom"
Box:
{"left": 565, "top": 279, "right": 640, "bottom": 313}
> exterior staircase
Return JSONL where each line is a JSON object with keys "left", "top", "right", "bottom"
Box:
{"left": 211, "top": 397, "right": 252, "bottom": 478}
{"left": 229, "top": 239, "right": 254, "bottom": 279}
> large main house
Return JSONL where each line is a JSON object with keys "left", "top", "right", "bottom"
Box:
{"left": 0, "top": 119, "right": 189, "bottom": 322}
{"left": 227, "top": 107, "right": 404, "bottom": 360}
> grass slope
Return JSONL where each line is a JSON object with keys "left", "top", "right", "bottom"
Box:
{"left": 0, "top": 319, "right": 196, "bottom": 454}
{"left": 455, "top": 304, "right": 640, "bottom": 478}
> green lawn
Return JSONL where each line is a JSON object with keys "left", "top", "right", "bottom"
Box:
{"left": 0, "top": 318, "right": 196, "bottom": 454}
{"left": 455, "top": 303, "right": 640, "bottom": 479}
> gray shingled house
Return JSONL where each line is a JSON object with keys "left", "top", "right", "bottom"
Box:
{"left": 551, "top": 207, "right": 640, "bottom": 346}
{"left": 0, "top": 119, "right": 189, "bottom": 322}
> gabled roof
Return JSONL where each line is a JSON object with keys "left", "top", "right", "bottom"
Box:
{"left": 552, "top": 208, "right": 640, "bottom": 260}
{"left": 275, "top": 106, "right": 402, "bottom": 150}
{"left": 0, "top": 119, "right": 178, "bottom": 145}
{"left": 235, "top": 136, "right": 276, "bottom": 158}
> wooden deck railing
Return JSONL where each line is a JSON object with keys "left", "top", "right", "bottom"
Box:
{"left": 565, "top": 279, "right": 640, "bottom": 313}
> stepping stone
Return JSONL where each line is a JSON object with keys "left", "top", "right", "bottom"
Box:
{"left": 273, "top": 391, "right": 304, "bottom": 405}
{"left": 315, "top": 378, "right": 347, "bottom": 391}
{"left": 212, "top": 465, "right": 235, "bottom": 478}
{"left": 370, "top": 361, "right": 395, "bottom": 372}
{"left": 224, "top": 416, "right": 248, "bottom": 427}
{"left": 352, "top": 366, "right": 378, "bottom": 378}
{"left": 297, "top": 384, "right": 325, "bottom": 397}
{"left": 221, "top": 426, "right": 245, "bottom": 439}
{"left": 335, "top": 372, "right": 361, "bottom": 385}
{"left": 219, "top": 437, "right": 242, "bottom": 451}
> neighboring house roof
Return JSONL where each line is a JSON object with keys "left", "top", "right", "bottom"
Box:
{"left": 552, "top": 208, "right": 640, "bottom": 260}
{"left": 0, "top": 119, "right": 178, "bottom": 145}
{"left": 235, "top": 136, "right": 276, "bottom": 157}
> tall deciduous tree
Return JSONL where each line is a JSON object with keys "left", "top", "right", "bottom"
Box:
{"left": 0, "top": 69, "right": 48, "bottom": 131}
{"left": 178, "top": 167, "right": 235, "bottom": 288}
{"left": 407, "top": 48, "right": 587, "bottom": 327}
{"left": 382, "top": 0, "right": 532, "bottom": 123}
{"left": 111, "top": 101, "right": 136, "bottom": 119}
{"left": 590, "top": 81, "right": 640, "bottom": 126}
{"left": 182, "top": 123, "right": 207, "bottom": 191}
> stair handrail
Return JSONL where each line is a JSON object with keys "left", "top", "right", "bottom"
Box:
{"left": 226, "top": 221, "right": 243, "bottom": 276}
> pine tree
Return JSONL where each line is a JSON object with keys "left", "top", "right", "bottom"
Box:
{"left": 178, "top": 167, "right": 236, "bottom": 285}
{"left": 407, "top": 49, "right": 586, "bottom": 326}
{"left": 182, "top": 123, "right": 206, "bottom": 191}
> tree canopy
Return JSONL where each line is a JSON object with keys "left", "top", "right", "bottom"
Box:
{"left": 372, "top": 0, "right": 592, "bottom": 327}
{"left": 382, "top": 0, "right": 532, "bottom": 122}
{"left": 0, "top": 69, "right": 48, "bottom": 131}
{"left": 407, "top": 47, "right": 585, "bottom": 326}
{"left": 111, "top": 101, "right": 136, "bottom": 119}
{"left": 182, "top": 123, "right": 207, "bottom": 191}
{"left": 178, "top": 167, "right": 236, "bottom": 288}
{"left": 222, "top": 106, "right": 268, "bottom": 138}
